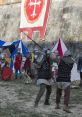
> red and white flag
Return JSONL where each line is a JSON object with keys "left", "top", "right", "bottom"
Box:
{"left": 20, "top": 0, "right": 50, "bottom": 40}
{"left": 52, "top": 38, "right": 68, "bottom": 58}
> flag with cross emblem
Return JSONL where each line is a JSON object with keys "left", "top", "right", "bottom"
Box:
{"left": 20, "top": 0, "right": 50, "bottom": 40}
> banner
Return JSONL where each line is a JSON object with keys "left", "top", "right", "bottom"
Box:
{"left": 52, "top": 38, "right": 68, "bottom": 58}
{"left": 20, "top": 0, "right": 50, "bottom": 40}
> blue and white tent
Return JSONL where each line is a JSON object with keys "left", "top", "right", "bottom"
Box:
{"left": 0, "top": 40, "right": 5, "bottom": 47}
{"left": 0, "top": 39, "right": 28, "bottom": 57}
{"left": 10, "top": 40, "right": 28, "bottom": 69}
{"left": 0, "top": 39, "right": 28, "bottom": 69}
{"left": 10, "top": 40, "right": 28, "bottom": 57}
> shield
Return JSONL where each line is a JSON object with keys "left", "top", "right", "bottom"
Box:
{"left": 25, "top": 0, "right": 44, "bottom": 22}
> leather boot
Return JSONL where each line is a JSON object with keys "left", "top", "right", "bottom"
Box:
{"left": 44, "top": 100, "right": 50, "bottom": 105}
{"left": 63, "top": 105, "right": 71, "bottom": 113}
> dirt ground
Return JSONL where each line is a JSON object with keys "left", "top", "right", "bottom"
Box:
{"left": 0, "top": 78, "right": 82, "bottom": 117}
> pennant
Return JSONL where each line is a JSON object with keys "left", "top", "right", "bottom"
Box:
{"left": 52, "top": 38, "right": 67, "bottom": 58}
{"left": 20, "top": 0, "right": 50, "bottom": 40}
{"left": 57, "top": 38, "right": 63, "bottom": 58}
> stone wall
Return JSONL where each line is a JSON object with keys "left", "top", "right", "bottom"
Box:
{"left": 0, "top": 0, "right": 82, "bottom": 56}
{"left": 0, "top": 0, "right": 20, "bottom": 5}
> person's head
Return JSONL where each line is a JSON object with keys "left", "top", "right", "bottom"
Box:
{"left": 63, "top": 51, "right": 74, "bottom": 64}
{"left": 50, "top": 52, "right": 56, "bottom": 60}
{"left": 64, "top": 50, "right": 72, "bottom": 57}
{"left": 17, "top": 52, "right": 21, "bottom": 55}
{"left": 5, "top": 61, "right": 9, "bottom": 67}
{"left": 45, "top": 49, "right": 51, "bottom": 58}
{"left": 17, "top": 49, "right": 22, "bottom": 56}
{"left": 2, "top": 58, "right": 5, "bottom": 63}
{"left": 17, "top": 48, "right": 22, "bottom": 55}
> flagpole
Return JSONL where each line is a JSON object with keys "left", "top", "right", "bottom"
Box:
{"left": 22, "top": 32, "right": 43, "bottom": 50}
{"left": 20, "top": 32, "right": 23, "bottom": 40}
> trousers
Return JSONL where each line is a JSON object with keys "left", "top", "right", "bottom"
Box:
{"left": 35, "top": 83, "right": 52, "bottom": 105}
{"left": 56, "top": 85, "right": 70, "bottom": 106}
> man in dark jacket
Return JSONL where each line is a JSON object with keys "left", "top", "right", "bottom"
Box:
{"left": 55, "top": 51, "right": 74, "bottom": 113}
{"left": 34, "top": 51, "right": 52, "bottom": 107}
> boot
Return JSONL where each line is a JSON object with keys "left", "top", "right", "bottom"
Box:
{"left": 55, "top": 104, "right": 60, "bottom": 109}
{"left": 63, "top": 105, "right": 71, "bottom": 113}
{"left": 44, "top": 100, "right": 50, "bottom": 105}
{"left": 15, "top": 76, "right": 17, "bottom": 79}
{"left": 34, "top": 102, "right": 38, "bottom": 108}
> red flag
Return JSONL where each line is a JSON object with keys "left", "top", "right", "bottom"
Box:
{"left": 52, "top": 38, "right": 68, "bottom": 58}
{"left": 57, "top": 38, "right": 63, "bottom": 58}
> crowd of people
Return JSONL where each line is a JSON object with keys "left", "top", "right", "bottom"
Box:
{"left": 0, "top": 47, "right": 82, "bottom": 113}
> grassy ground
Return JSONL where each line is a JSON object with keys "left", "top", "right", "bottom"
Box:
{"left": 0, "top": 78, "right": 82, "bottom": 117}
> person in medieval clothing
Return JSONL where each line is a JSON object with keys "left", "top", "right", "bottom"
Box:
{"left": 55, "top": 51, "right": 74, "bottom": 113}
{"left": 77, "top": 55, "right": 82, "bottom": 87}
{"left": 23, "top": 53, "right": 31, "bottom": 78}
{"left": 34, "top": 50, "right": 52, "bottom": 107}
{"left": 14, "top": 51, "right": 22, "bottom": 79}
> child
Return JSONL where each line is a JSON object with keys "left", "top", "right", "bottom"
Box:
{"left": 2, "top": 61, "right": 13, "bottom": 80}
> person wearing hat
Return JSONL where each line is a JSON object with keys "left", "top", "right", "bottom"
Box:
{"left": 55, "top": 51, "right": 74, "bottom": 113}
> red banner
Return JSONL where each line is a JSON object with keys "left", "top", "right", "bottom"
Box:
{"left": 20, "top": 0, "right": 50, "bottom": 40}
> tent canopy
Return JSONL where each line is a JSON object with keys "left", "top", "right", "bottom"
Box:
{"left": 0, "top": 39, "right": 28, "bottom": 57}
{"left": 10, "top": 40, "right": 28, "bottom": 57}
{"left": 0, "top": 40, "right": 5, "bottom": 47}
